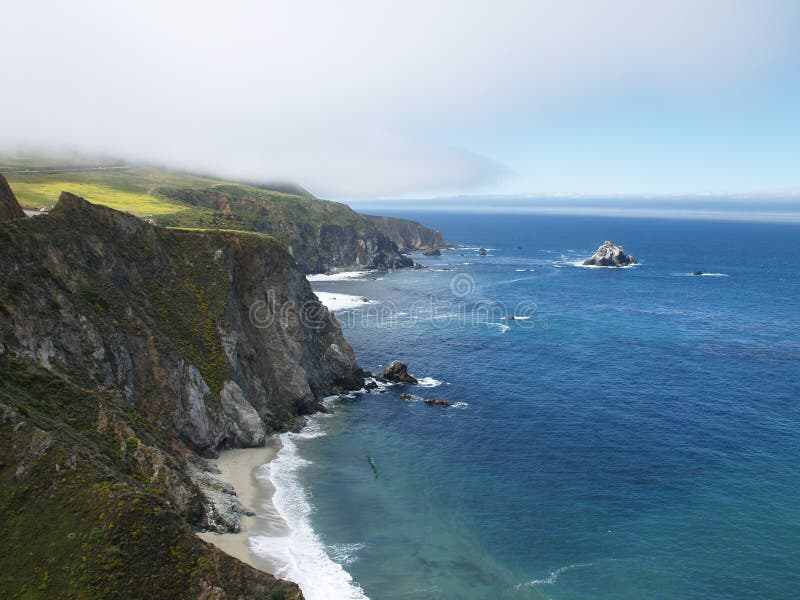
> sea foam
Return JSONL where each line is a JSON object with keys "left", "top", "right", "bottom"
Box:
{"left": 306, "top": 271, "right": 376, "bottom": 282}
{"left": 415, "top": 377, "right": 444, "bottom": 387}
{"left": 315, "top": 292, "right": 376, "bottom": 312}
{"left": 517, "top": 562, "right": 595, "bottom": 587}
{"left": 250, "top": 427, "right": 368, "bottom": 600}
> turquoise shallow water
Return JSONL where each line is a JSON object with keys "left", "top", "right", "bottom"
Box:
{"left": 278, "top": 214, "right": 800, "bottom": 599}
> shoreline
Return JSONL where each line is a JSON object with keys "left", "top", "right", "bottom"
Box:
{"left": 198, "top": 419, "right": 369, "bottom": 600}
{"left": 197, "top": 437, "right": 289, "bottom": 575}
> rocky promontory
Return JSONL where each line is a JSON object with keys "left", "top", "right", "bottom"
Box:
{"left": 158, "top": 186, "right": 444, "bottom": 274}
{"left": 0, "top": 187, "right": 375, "bottom": 598}
{"left": 364, "top": 214, "right": 449, "bottom": 254}
{"left": 583, "top": 241, "right": 637, "bottom": 267}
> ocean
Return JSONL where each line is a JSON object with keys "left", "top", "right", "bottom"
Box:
{"left": 254, "top": 213, "right": 800, "bottom": 599}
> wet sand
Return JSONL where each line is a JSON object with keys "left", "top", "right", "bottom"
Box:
{"left": 197, "top": 436, "right": 289, "bottom": 574}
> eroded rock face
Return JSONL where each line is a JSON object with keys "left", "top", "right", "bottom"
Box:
{"left": 0, "top": 175, "right": 26, "bottom": 221}
{"left": 0, "top": 186, "right": 381, "bottom": 598}
{"left": 0, "top": 358, "right": 302, "bottom": 599}
{"left": 0, "top": 192, "right": 363, "bottom": 453}
{"left": 582, "top": 241, "right": 637, "bottom": 267}
{"left": 363, "top": 214, "right": 448, "bottom": 253}
{"left": 383, "top": 360, "right": 418, "bottom": 384}
{"left": 159, "top": 186, "right": 415, "bottom": 273}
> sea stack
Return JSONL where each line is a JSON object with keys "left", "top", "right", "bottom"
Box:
{"left": 383, "top": 360, "right": 418, "bottom": 384}
{"left": 583, "top": 241, "right": 637, "bottom": 267}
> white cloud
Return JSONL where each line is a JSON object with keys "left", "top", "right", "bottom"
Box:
{"left": 1, "top": 0, "right": 796, "bottom": 197}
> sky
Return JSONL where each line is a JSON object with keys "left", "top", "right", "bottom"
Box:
{"left": 2, "top": 0, "right": 800, "bottom": 201}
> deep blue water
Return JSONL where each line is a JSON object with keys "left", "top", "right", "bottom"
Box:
{"left": 300, "top": 214, "right": 800, "bottom": 599}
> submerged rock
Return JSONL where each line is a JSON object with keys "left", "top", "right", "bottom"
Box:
{"left": 693, "top": 270, "right": 704, "bottom": 276}
{"left": 383, "top": 360, "right": 418, "bottom": 384}
{"left": 422, "top": 248, "right": 442, "bottom": 256}
{"left": 478, "top": 247, "right": 488, "bottom": 256}
{"left": 583, "top": 241, "right": 637, "bottom": 267}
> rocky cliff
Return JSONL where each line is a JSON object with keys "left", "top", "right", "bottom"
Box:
{"left": 5, "top": 164, "right": 448, "bottom": 274}
{"left": 158, "top": 186, "right": 415, "bottom": 273}
{"left": 0, "top": 190, "right": 370, "bottom": 598}
{"left": 0, "top": 174, "right": 26, "bottom": 221}
{"left": 364, "top": 214, "right": 448, "bottom": 252}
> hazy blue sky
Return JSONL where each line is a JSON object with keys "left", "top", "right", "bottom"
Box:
{"left": 2, "top": 1, "right": 800, "bottom": 199}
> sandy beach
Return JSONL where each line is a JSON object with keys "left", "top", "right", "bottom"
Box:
{"left": 197, "top": 436, "right": 289, "bottom": 574}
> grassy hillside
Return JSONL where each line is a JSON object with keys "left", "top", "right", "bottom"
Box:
{"left": 9, "top": 180, "right": 190, "bottom": 215}
{"left": 1, "top": 163, "right": 312, "bottom": 223}
{"left": 1, "top": 157, "right": 443, "bottom": 273}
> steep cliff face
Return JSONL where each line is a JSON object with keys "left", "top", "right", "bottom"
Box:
{"left": 364, "top": 214, "right": 448, "bottom": 252}
{"left": 158, "top": 186, "right": 414, "bottom": 273}
{"left": 0, "top": 356, "right": 302, "bottom": 599}
{"left": 0, "top": 174, "right": 26, "bottom": 221}
{"left": 0, "top": 191, "right": 369, "bottom": 598}
{"left": 1, "top": 193, "right": 362, "bottom": 449}
{"left": 251, "top": 218, "right": 412, "bottom": 274}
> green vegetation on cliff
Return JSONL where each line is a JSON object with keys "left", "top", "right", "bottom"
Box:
{"left": 1, "top": 158, "right": 445, "bottom": 273}
{"left": 0, "top": 355, "right": 301, "bottom": 600}
{"left": 0, "top": 180, "right": 375, "bottom": 598}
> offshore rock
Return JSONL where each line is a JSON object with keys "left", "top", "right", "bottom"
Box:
{"left": 425, "top": 399, "right": 450, "bottom": 407}
{"left": 583, "top": 241, "right": 637, "bottom": 267}
{"left": 383, "top": 360, "right": 418, "bottom": 384}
